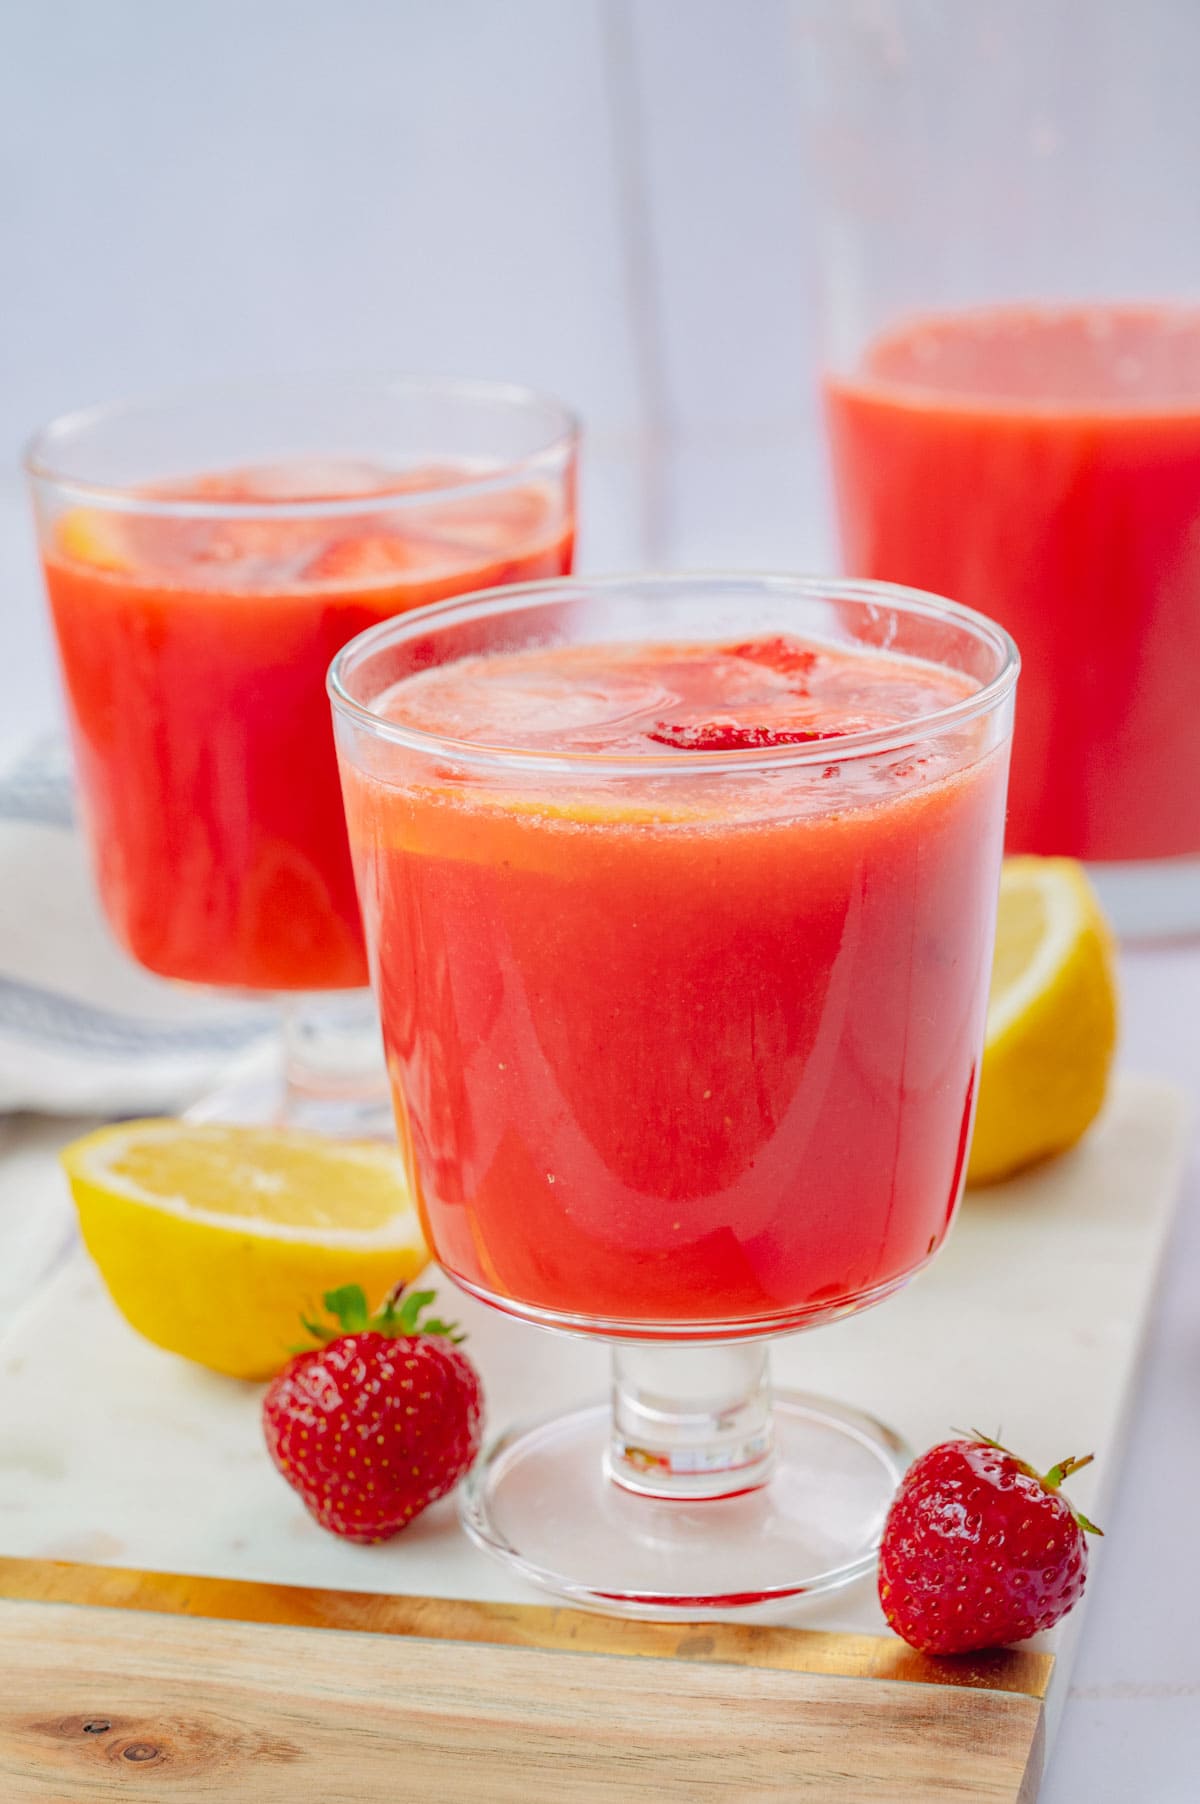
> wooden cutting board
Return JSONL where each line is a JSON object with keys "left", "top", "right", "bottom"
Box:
{"left": 0, "top": 1558, "right": 1049, "bottom": 1802}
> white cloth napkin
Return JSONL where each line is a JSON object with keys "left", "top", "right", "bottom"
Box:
{"left": 0, "top": 739, "right": 274, "bottom": 1116}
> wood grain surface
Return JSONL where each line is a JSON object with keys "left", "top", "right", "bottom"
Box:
{"left": 0, "top": 1554, "right": 1053, "bottom": 1696}
{"left": 1, "top": 1596, "right": 1044, "bottom": 1802}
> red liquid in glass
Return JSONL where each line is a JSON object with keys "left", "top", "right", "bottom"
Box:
{"left": 825, "top": 303, "right": 1200, "bottom": 861}
{"left": 43, "top": 463, "right": 574, "bottom": 991}
{"left": 343, "top": 635, "right": 1008, "bottom": 1332}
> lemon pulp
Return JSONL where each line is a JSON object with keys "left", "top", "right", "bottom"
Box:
{"left": 61, "top": 1121, "right": 428, "bottom": 1378}
{"left": 968, "top": 857, "right": 1118, "bottom": 1186}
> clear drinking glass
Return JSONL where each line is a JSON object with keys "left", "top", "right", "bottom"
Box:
{"left": 801, "top": 0, "right": 1200, "bottom": 936}
{"left": 26, "top": 377, "right": 578, "bottom": 1129}
{"left": 330, "top": 573, "right": 1017, "bottom": 1616}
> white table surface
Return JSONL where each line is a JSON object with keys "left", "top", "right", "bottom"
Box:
{"left": 1038, "top": 943, "right": 1200, "bottom": 1803}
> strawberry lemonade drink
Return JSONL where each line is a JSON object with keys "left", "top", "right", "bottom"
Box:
{"left": 335, "top": 579, "right": 1015, "bottom": 1336}
{"left": 825, "top": 304, "right": 1200, "bottom": 869}
{"left": 331, "top": 575, "right": 1017, "bottom": 1623}
{"left": 27, "top": 380, "right": 577, "bottom": 997}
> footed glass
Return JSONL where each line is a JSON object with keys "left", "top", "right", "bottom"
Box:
{"left": 26, "top": 376, "right": 577, "bottom": 1129}
{"left": 330, "top": 574, "right": 1017, "bottom": 1615}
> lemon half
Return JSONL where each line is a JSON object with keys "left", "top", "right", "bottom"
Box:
{"left": 968, "top": 857, "right": 1118, "bottom": 1186}
{"left": 61, "top": 1121, "right": 428, "bottom": 1378}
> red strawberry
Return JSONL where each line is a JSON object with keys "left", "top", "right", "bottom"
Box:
{"left": 262, "top": 1284, "right": 483, "bottom": 1544}
{"left": 724, "top": 635, "right": 818, "bottom": 685}
{"left": 304, "top": 531, "right": 437, "bottom": 583}
{"left": 647, "top": 718, "right": 843, "bottom": 752}
{"left": 878, "top": 1434, "right": 1101, "bottom": 1655}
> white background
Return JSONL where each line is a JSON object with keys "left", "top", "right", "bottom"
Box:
{"left": 2, "top": 5, "right": 1198, "bottom": 1797}
{"left": 1, "top": 0, "right": 830, "bottom": 741}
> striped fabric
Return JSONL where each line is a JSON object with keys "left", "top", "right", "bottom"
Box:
{"left": 0, "top": 740, "right": 273, "bottom": 1115}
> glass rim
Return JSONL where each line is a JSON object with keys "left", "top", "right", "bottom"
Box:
{"left": 328, "top": 571, "right": 1020, "bottom": 776}
{"left": 23, "top": 373, "right": 581, "bottom": 521}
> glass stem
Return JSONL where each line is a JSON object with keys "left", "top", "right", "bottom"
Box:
{"left": 280, "top": 991, "right": 390, "bottom": 1115}
{"left": 607, "top": 1342, "right": 776, "bottom": 1500}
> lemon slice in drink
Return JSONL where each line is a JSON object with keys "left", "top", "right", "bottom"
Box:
{"left": 56, "top": 506, "right": 130, "bottom": 571}
{"left": 967, "top": 858, "right": 1118, "bottom": 1186}
{"left": 61, "top": 1121, "right": 428, "bottom": 1379}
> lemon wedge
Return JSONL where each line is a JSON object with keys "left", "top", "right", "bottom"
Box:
{"left": 56, "top": 506, "right": 129, "bottom": 571}
{"left": 967, "top": 857, "right": 1118, "bottom": 1186}
{"left": 61, "top": 1121, "right": 428, "bottom": 1379}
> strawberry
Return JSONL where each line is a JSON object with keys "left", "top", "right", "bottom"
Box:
{"left": 647, "top": 719, "right": 843, "bottom": 751}
{"left": 262, "top": 1284, "right": 483, "bottom": 1544}
{"left": 724, "top": 635, "right": 818, "bottom": 685}
{"left": 304, "top": 531, "right": 436, "bottom": 583}
{"left": 878, "top": 1434, "right": 1101, "bottom": 1655}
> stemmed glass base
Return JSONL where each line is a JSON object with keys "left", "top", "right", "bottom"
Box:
{"left": 460, "top": 1342, "right": 909, "bottom": 1620}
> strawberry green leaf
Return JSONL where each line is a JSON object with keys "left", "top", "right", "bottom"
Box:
{"left": 377, "top": 1289, "right": 463, "bottom": 1342}
{"left": 395, "top": 1288, "right": 437, "bottom": 1334}
{"left": 293, "top": 1281, "right": 467, "bottom": 1350}
{"left": 378, "top": 1283, "right": 406, "bottom": 1327}
{"left": 323, "top": 1285, "right": 370, "bottom": 1333}
{"left": 964, "top": 1427, "right": 1009, "bottom": 1452}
